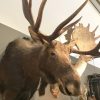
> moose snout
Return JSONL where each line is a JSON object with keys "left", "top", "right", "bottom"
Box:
{"left": 66, "top": 83, "right": 82, "bottom": 96}
{"left": 58, "top": 83, "right": 82, "bottom": 96}
{"left": 72, "top": 89, "right": 82, "bottom": 96}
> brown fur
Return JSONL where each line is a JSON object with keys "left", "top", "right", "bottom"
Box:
{"left": 0, "top": 38, "right": 81, "bottom": 100}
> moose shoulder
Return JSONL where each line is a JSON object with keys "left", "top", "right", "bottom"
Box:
{"left": 0, "top": 0, "right": 100, "bottom": 100}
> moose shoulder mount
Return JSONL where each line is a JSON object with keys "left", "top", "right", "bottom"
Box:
{"left": 0, "top": 0, "right": 100, "bottom": 100}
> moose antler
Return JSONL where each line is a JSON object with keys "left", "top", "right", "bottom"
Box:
{"left": 72, "top": 42, "right": 100, "bottom": 57}
{"left": 65, "top": 23, "right": 100, "bottom": 57}
{"left": 22, "top": 0, "right": 34, "bottom": 28}
{"left": 22, "top": 0, "right": 88, "bottom": 43}
{"left": 34, "top": 0, "right": 47, "bottom": 32}
{"left": 72, "top": 23, "right": 98, "bottom": 50}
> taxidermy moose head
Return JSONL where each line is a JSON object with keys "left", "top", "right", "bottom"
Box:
{"left": 0, "top": 0, "right": 100, "bottom": 100}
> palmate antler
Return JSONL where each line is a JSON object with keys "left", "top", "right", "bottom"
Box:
{"left": 72, "top": 23, "right": 98, "bottom": 50}
{"left": 22, "top": 0, "right": 88, "bottom": 43}
{"left": 65, "top": 23, "right": 100, "bottom": 58}
{"left": 72, "top": 24, "right": 100, "bottom": 58}
{"left": 72, "top": 42, "right": 100, "bottom": 57}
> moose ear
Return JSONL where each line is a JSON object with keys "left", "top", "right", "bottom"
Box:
{"left": 44, "top": 40, "right": 57, "bottom": 48}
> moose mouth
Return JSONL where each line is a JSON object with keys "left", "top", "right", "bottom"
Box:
{"left": 59, "top": 84, "right": 72, "bottom": 96}
{"left": 65, "top": 88, "right": 72, "bottom": 95}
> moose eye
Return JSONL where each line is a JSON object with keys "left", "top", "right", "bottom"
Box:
{"left": 50, "top": 52, "right": 56, "bottom": 56}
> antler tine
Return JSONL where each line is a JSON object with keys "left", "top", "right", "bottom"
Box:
{"left": 49, "top": 0, "right": 88, "bottom": 41}
{"left": 61, "top": 17, "right": 82, "bottom": 44}
{"left": 71, "top": 42, "right": 100, "bottom": 58}
{"left": 22, "top": 0, "right": 34, "bottom": 28}
{"left": 87, "top": 23, "right": 90, "bottom": 30}
{"left": 47, "top": 17, "right": 82, "bottom": 42}
{"left": 92, "top": 25, "right": 99, "bottom": 36}
{"left": 65, "top": 27, "right": 73, "bottom": 44}
{"left": 34, "top": 0, "right": 47, "bottom": 32}
{"left": 37, "top": 17, "right": 81, "bottom": 43}
{"left": 95, "top": 35, "right": 100, "bottom": 40}
{"left": 22, "top": 0, "right": 88, "bottom": 43}
{"left": 61, "top": 16, "right": 82, "bottom": 34}
{"left": 22, "top": 0, "right": 47, "bottom": 43}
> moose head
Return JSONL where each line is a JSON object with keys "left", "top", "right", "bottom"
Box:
{"left": 22, "top": 0, "right": 90, "bottom": 96}
{"left": 0, "top": 0, "right": 100, "bottom": 100}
